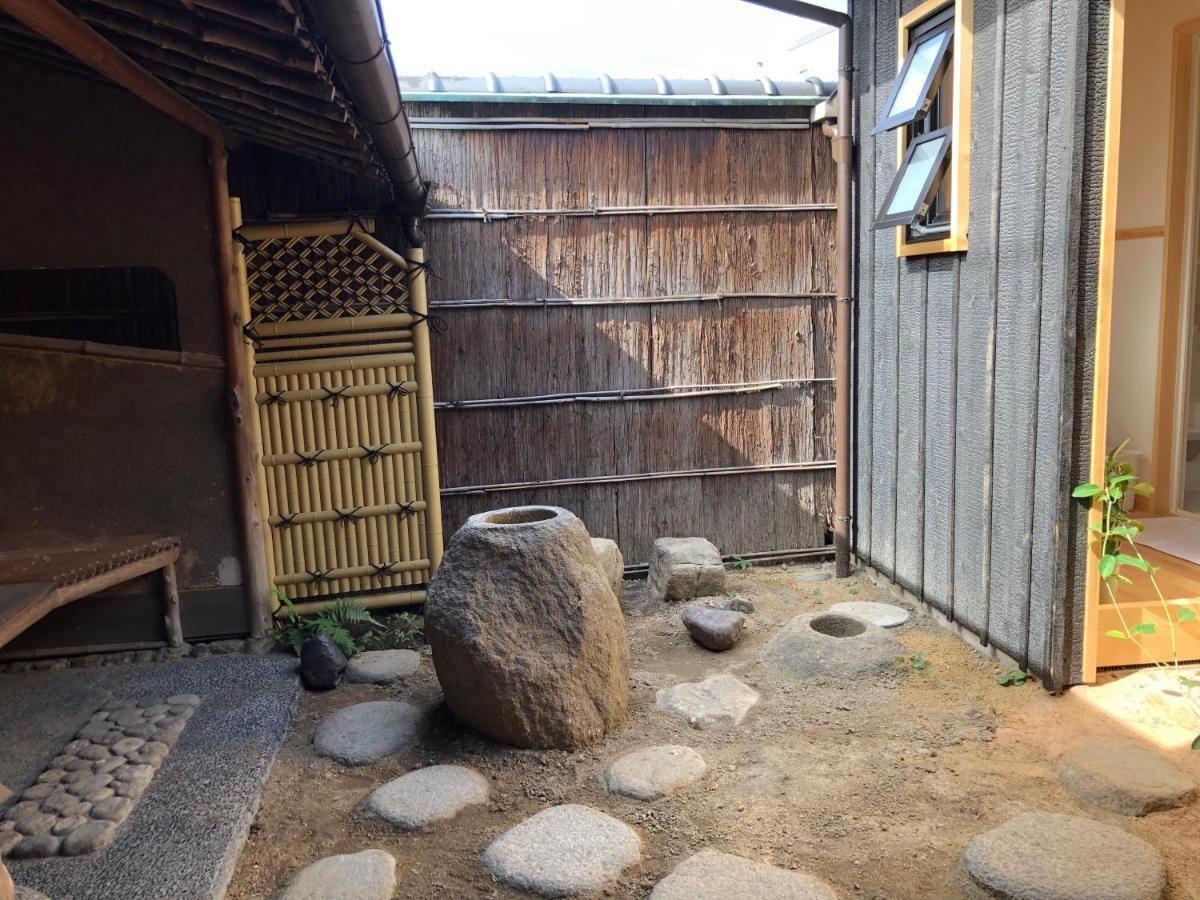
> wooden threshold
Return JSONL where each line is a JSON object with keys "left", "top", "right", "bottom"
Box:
{"left": 1095, "top": 545, "right": 1200, "bottom": 667}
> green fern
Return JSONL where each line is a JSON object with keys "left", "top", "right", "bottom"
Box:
{"left": 272, "top": 596, "right": 377, "bottom": 658}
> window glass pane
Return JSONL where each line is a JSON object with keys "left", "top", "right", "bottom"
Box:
{"left": 888, "top": 30, "right": 949, "bottom": 118}
{"left": 886, "top": 134, "right": 947, "bottom": 215}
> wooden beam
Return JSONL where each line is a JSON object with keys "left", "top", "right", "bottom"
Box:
{"left": 0, "top": 0, "right": 220, "bottom": 138}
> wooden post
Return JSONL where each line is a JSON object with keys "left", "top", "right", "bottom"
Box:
{"left": 161, "top": 560, "right": 183, "bottom": 647}
{"left": 406, "top": 246, "right": 444, "bottom": 572}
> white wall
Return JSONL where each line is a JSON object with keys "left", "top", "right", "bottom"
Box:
{"left": 1108, "top": 1, "right": 1200, "bottom": 473}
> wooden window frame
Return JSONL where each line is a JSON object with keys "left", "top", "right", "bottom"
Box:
{"left": 895, "top": 0, "right": 973, "bottom": 258}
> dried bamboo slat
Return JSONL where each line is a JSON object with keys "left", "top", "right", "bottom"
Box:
{"left": 253, "top": 353, "right": 416, "bottom": 377}
{"left": 255, "top": 313, "right": 415, "bottom": 336}
{"left": 285, "top": 589, "right": 425, "bottom": 616}
{"left": 261, "top": 441, "right": 421, "bottom": 467}
{"left": 253, "top": 341, "right": 414, "bottom": 362}
{"left": 406, "top": 247, "right": 444, "bottom": 570}
{"left": 273, "top": 558, "right": 430, "bottom": 586}
{"left": 255, "top": 380, "right": 416, "bottom": 405}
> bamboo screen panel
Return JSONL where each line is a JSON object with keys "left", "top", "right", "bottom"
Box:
{"left": 239, "top": 224, "right": 435, "bottom": 606}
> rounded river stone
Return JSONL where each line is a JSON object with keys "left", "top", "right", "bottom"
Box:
{"left": 60, "top": 819, "right": 118, "bottom": 856}
{"left": 345, "top": 649, "right": 420, "bottom": 685}
{"left": 312, "top": 701, "right": 421, "bottom": 765}
{"left": 278, "top": 849, "right": 397, "bottom": 900}
{"left": 963, "top": 812, "right": 1166, "bottom": 900}
{"left": 365, "top": 765, "right": 489, "bottom": 830}
{"left": 483, "top": 804, "right": 641, "bottom": 897}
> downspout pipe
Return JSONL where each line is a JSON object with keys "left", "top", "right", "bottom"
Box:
{"left": 743, "top": 0, "right": 854, "bottom": 578}
{"left": 0, "top": 0, "right": 274, "bottom": 635}
{"left": 303, "top": 0, "right": 429, "bottom": 235}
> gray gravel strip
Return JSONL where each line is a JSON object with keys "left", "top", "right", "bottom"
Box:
{"left": 0, "top": 654, "right": 300, "bottom": 899}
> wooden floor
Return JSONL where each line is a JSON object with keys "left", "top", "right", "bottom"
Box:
{"left": 1097, "top": 543, "right": 1200, "bottom": 668}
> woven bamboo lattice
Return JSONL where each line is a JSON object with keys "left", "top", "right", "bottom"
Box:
{"left": 233, "top": 217, "right": 441, "bottom": 609}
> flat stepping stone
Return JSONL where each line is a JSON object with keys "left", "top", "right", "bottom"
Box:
{"left": 650, "top": 849, "right": 837, "bottom": 899}
{"left": 278, "top": 849, "right": 397, "bottom": 900}
{"left": 1057, "top": 740, "right": 1196, "bottom": 815}
{"left": 345, "top": 649, "right": 420, "bottom": 684}
{"left": 964, "top": 812, "right": 1166, "bottom": 900}
{"left": 605, "top": 745, "right": 706, "bottom": 800}
{"left": 759, "top": 612, "right": 901, "bottom": 679}
{"left": 483, "top": 804, "right": 641, "bottom": 897}
{"left": 365, "top": 765, "right": 488, "bottom": 830}
{"left": 312, "top": 701, "right": 421, "bottom": 765}
{"left": 828, "top": 600, "right": 909, "bottom": 628}
{"left": 656, "top": 674, "right": 759, "bottom": 729}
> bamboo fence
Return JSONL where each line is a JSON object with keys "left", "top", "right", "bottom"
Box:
{"left": 231, "top": 211, "right": 442, "bottom": 612}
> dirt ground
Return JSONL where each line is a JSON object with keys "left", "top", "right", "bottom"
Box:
{"left": 226, "top": 563, "right": 1200, "bottom": 899}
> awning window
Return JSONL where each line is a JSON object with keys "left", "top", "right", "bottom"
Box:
{"left": 872, "top": 20, "right": 953, "bottom": 135}
{"left": 874, "top": 127, "right": 952, "bottom": 230}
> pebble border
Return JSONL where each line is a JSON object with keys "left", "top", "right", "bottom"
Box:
{"left": 0, "top": 694, "right": 201, "bottom": 858}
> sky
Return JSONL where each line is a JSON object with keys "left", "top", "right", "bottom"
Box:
{"left": 380, "top": 0, "right": 844, "bottom": 85}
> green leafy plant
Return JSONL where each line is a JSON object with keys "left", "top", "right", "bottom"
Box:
{"left": 1074, "top": 439, "right": 1200, "bottom": 749}
{"left": 812, "top": 588, "right": 822, "bottom": 599}
{"left": 361, "top": 612, "right": 425, "bottom": 651}
{"left": 728, "top": 555, "right": 753, "bottom": 571}
{"left": 996, "top": 669, "right": 1031, "bottom": 687}
{"left": 272, "top": 596, "right": 379, "bottom": 658}
{"left": 848, "top": 586, "right": 860, "bottom": 596}
{"left": 898, "top": 650, "right": 930, "bottom": 675}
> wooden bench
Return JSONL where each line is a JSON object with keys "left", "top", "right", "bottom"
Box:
{"left": 0, "top": 536, "right": 183, "bottom": 651}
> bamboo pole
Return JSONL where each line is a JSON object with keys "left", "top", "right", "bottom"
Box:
{"left": 379, "top": 364, "right": 408, "bottom": 586}
{"left": 424, "top": 203, "right": 836, "bottom": 220}
{"left": 320, "top": 369, "right": 352, "bottom": 593}
{"left": 253, "top": 352, "right": 415, "bottom": 377}
{"left": 284, "top": 589, "right": 425, "bottom": 616}
{"left": 262, "top": 441, "right": 421, "bottom": 468}
{"left": 255, "top": 380, "right": 417, "bottom": 405}
{"left": 274, "top": 558, "right": 430, "bottom": 586}
{"left": 393, "top": 361, "right": 423, "bottom": 584}
{"left": 352, "top": 366, "right": 383, "bottom": 590}
{"left": 254, "top": 312, "right": 415, "bottom": 336}
{"left": 253, "top": 340, "right": 413, "bottom": 362}
{"left": 231, "top": 199, "right": 278, "bottom": 616}
{"left": 428, "top": 291, "right": 835, "bottom": 309}
{"left": 256, "top": 329, "right": 412, "bottom": 349}
{"left": 237, "top": 219, "right": 380, "bottom": 242}
{"left": 435, "top": 380, "right": 827, "bottom": 411}
{"left": 405, "top": 247, "right": 442, "bottom": 572}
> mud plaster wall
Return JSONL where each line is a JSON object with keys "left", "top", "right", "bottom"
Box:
{"left": 0, "top": 56, "right": 246, "bottom": 646}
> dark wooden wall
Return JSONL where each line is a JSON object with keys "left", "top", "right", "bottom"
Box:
{"left": 852, "top": 0, "right": 1107, "bottom": 684}
{"left": 411, "top": 101, "right": 837, "bottom": 564}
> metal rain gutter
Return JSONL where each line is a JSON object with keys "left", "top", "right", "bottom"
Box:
{"left": 303, "top": 0, "right": 428, "bottom": 224}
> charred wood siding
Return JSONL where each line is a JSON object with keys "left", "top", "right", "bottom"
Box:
{"left": 853, "top": 0, "right": 1105, "bottom": 683}
{"left": 411, "top": 102, "right": 837, "bottom": 564}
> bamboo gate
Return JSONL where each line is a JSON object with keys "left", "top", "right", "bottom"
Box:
{"left": 230, "top": 207, "right": 443, "bottom": 614}
{"left": 411, "top": 102, "right": 838, "bottom": 566}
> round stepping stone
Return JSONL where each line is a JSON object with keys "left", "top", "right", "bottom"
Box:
{"left": 278, "top": 849, "right": 397, "bottom": 900}
{"left": 650, "top": 849, "right": 837, "bottom": 899}
{"left": 655, "top": 674, "right": 760, "bottom": 729}
{"left": 1057, "top": 740, "right": 1196, "bottom": 815}
{"left": 312, "top": 701, "right": 421, "bottom": 765}
{"left": 605, "top": 745, "right": 706, "bottom": 800}
{"left": 681, "top": 605, "right": 746, "bottom": 651}
{"left": 483, "top": 804, "right": 641, "bottom": 897}
{"left": 345, "top": 649, "right": 420, "bottom": 685}
{"left": 964, "top": 812, "right": 1166, "bottom": 900}
{"left": 365, "top": 765, "right": 488, "bottom": 830}
{"left": 828, "top": 600, "right": 909, "bottom": 628}
{"left": 759, "top": 612, "right": 901, "bottom": 679}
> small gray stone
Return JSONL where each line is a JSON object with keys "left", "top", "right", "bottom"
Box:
{"left": 61, "top": 770, "right": 92, "bottom": 785}
{"left": 123, "top": 724, "right": 159, "bottom": 740}
{"left": 656, "top": 675, "right": 760, "bottom": 729}
{"left": 165, "top": 694, "right": 201, "bottom": 707}
{"left": 964, "top": 812, "right": 1166, "bottom": 900}
{"left": 66, "top": 774, "right": 112, "bottom": 798}
{"left": 112, "top": 764, "right": 153, "bottom": 785}
{"left": 90, "top": 796, "right": 133, "bottom": 823}
{"left": 13, "top": 813, "right": 55, "bottom": 837}
{"left": 77, "top": 744, "right": 110, "bottom": 762}
{"left": 759, "top": 612, "right": 902, "bottom": 679}
{"left": 20, "top": 784, "right": 55, "bottom": 801}
{"left": 795, "top": 571, "right": 831, "bottom": 583}
{"left": 707, "top": 595, "right": 754, "bottom": 613}
{"left": 94, "top": 757, "right": 127, "bottom": 775}
{"left": 143, "top": 704, "right": 171, "bottom": 717}
{"left": 278, "top": 849, "right": 397, "bottom": 900}
{"left": 312, "top": 701, "right": 421, "bottom": 765}
{"left": 189, "top": 643, "right": 211, "bottom": 658}
{"left": 50, "top": 755, "right": 74, "bottom": 768}
{"left": 483, "top": 804, "right": 641, "bottom": 897}
{"left": 109, "top": 710, "right": 144, "bottom": 728}
{"left": 591, "top": 537, "right": 625, "bottom": 597}
{"left": 52, "top": 815, "right": 89, "bottom": 836}
{"left": 35, "top": 769, "right": 65, "bottom": 785}
{"left": 1057, "top": 740, "right": 1197, "bottom": 816}
{"left": 63, "top": 758, "right": 94, "bottom": 772}
{"left": 648, "top": 537, "right": 726, "bottom": 603}
{"left": 41, "top": 793, "right": 90, "bottom": 817}
{"left": 7, "top": 834, "right": 59, "bottom": 858}
{"left": 111, "top": 737, "right": 145, "bottom": 756}
{"left": 6, "top": 802, "right": 39, "bottom": 820}
{"left": 345, "top": 649, "right": 420, "bottom": 685}
{"left": 208, "top": 638, "right": 244, "bottom": 655}
{"left": 828, "top": 600, "right": 910, "bottom": 628}
{"left": 76, "top": 722, "right": 111, "bottom": 742}
{"left": 60, "top": 819, "right": 118, "bottom": 856}
{"left": 66, "top": 738, "right": 93, "bottom": 753}
{"left": 113, "top": 781, "right": 146, "bottom": 800}
{"left": 365, "top": 765, "right": 489, "bottom": 830}
{"left": 681, "top": 605, "right": 746, "bottom": 651}
{"left": 650, "top": 850, "right": 838, "bottom": 899}
{"left": 93, "top": 731, "right": 126, "bottom": 748}
{"left": 101, "top": 697, "right": 138, "bottom": 711}
{"left": 605, "top": 745, "right": 706, "bottom": 800}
